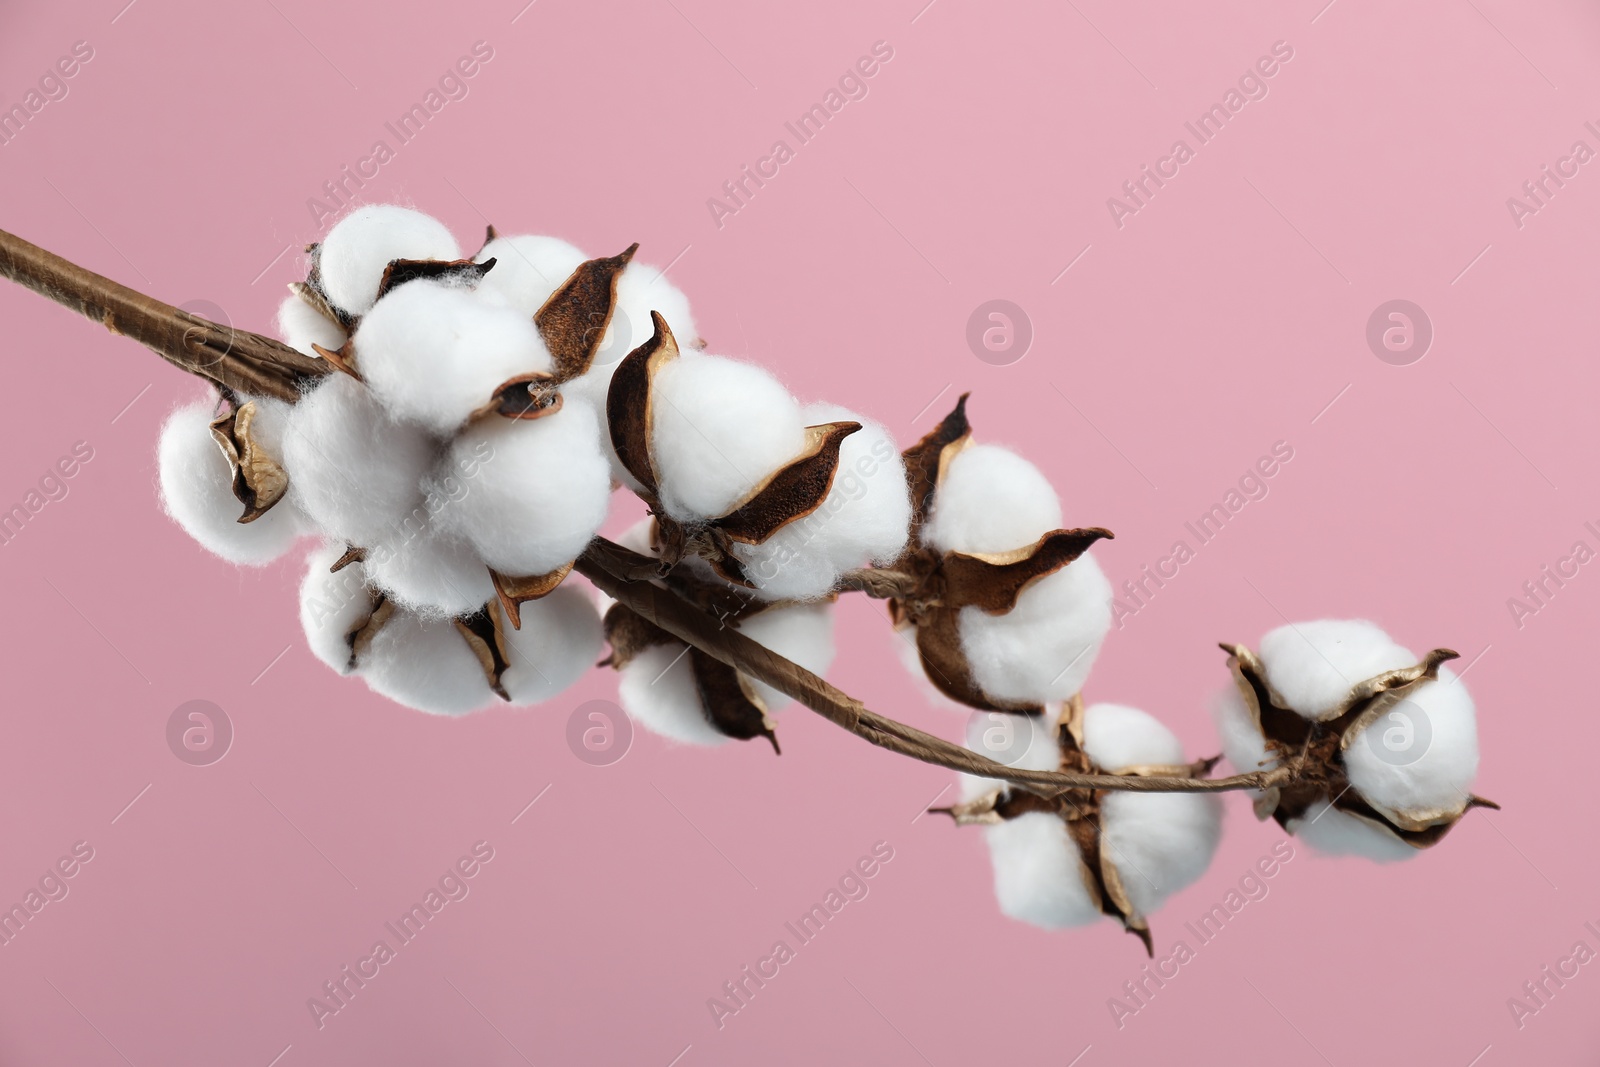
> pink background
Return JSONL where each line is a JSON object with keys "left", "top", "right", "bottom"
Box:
{"left": 2, "top": 0, "right": 1597, "bottom": 1063}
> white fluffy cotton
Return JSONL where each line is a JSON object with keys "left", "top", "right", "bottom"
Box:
{"left": 359, "top": 606, "right": 494, "bottom": 716}
{"left": 298, "top": 541, "right": 377, "bottom": 675}
{"left": 924, "top": 443, "right": 1063, "bottom": 557}
{"left": 736, "top": 601, "right": 836, "bottom": 711}
{"left": 1342, "top": 666, "right": 1479, "bottom": 823}
{"left": 959, "top": 552, "right": 1112, "bottom": 706}
{"left": 650, "top": 351, "right": 806, "bottom": 521}
{"left": 986, "top": 812, "right": 1103, "bottom": 929}
{"left": 317, "top": 205, "right": 461, "bottom": 318}
{"left": 1285, "top": 800, "right": 1419, "bottom": 863}
{"left": 614, "top": 258, "right": 700, "bottom": 352}
{"left": 1258, "top": 619, "right": 1417, "bottom": 721}
{"left": 1212, "top": 685, "right": 1277, "bottom": 776}
{"left": 282, "top": 373, "right": 434, "bottom": 548}
{"left": 364, "top": 521, "right": 496, "bottom": 619}
{"left": 474, "top": 234, "right": 588, "bottom": 318}
{"left": 1086, "top": 704, "right": 1222, "bottom": 918}
{"left": 157, "top": 401, "right": 301, "bottom": 565}
{"left": 277, "top": 293, "right": 347, "bottom": 358}
{"left": 499, "top": 584, "right": 604, "bottom": 705}
{"left": 731, "top": 402, "right": 911, "bottom": 601}
{"left": 618, "top": 641, "right": 726, "bottom": 746}
{"left": 959, "top": 708, "right": 1061, "bottom": 802}
{"left": 435, "top": 399, "right": 611, "bottom": 577}
{"left": 354, "top": 280, "right": 554, "bottom": 435}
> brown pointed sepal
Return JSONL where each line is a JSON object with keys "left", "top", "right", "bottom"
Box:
{"left": 598, "top": 602, "right": 676, "bottom": 670}
{"left": 490, "top": 562, "right": 575, "bottom": 629}
{"left": 374, "top": 257, "right": 495, "bottom": 302}
{"left": 344, "top": 595, "right": 394, "bottom": 674}
{"left": 940, "top": 527, "right": 1114, "bottom": 614}
{"left": 209, "top": 400, "right": 290, "bottom": 523}
{"left": 476, "top": 372, "right": 564, "bottom": 422}
{"left": 535, "top": 243, "right": 638, "bottom": 382}
{"left": 901, "top": 392, "right": 971, "bottom": 530}
{"left": 310, "top": 340, "right": 362, "bottom": 380}
{"left": 912, "top": 607, "right": 1044, "bottom": 715}
{"left": 712, "top": 422, "right": 862, "bottom": 547}
{"left": 606, "top": 310, "right": 680, "bottom": 497}
{"left": 454, "top": 603, "right": 513, "bottom": 702}
{"left": 689, "top": 647, "right": 779, "bottom": 754}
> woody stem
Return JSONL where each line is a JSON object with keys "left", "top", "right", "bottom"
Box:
{"left": 0, "top": 224, "right": 1288, "bottom": 797}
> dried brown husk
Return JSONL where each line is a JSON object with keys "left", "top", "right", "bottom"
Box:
{"left": 534, "top": 243, "right": 637, "bottom": 382}
{"left": 607, "top": 310, "right": 679, "bottom": 497}
{"left": 374, "top": 257, "right": 495, "bottom": 302}
{"left": 309, "top": 339, "right": 362, "bottom": 380}
{"left": 713, "top": 421, "right": 862, "bottom": 545}
{"left": 454, "top": 601, "right": 514, "bottom": 702}
{"left": 932, "top": 698, "right": 1181, "bottom": 954}
{"left": 345, "top": 594, "right": 394, "bottom": 673}
{"left": 490, "top": 562, "right": 575, "bottom": 630}
{"left": 1219, "top": 642, "right": 1497, "bottom": 848}
{"left": 474, "top": 372, "right": 564, "bottom": 423}
{"left": 208, "top": 400, "right": 289, "bottom": 522}
{"left": 288, "top": 280, "right": 343, "bottom": 332}
{"left": 901, "top": 392, "right": 971, "bottom": 530}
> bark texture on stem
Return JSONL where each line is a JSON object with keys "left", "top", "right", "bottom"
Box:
{"left": 0, "top": 226, "right": 326, "bottom": 401}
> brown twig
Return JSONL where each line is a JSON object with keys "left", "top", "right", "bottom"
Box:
{"left": 0, "top": 223, "right": 1289, "bottom": 797}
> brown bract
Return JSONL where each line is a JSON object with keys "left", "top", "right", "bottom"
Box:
{"left": 534, "top": 242, "right": 637, "bottom": 382}
{"left": 600, "top": 594, "right": 781, "bottom": 753}
{"left": 878, "top": 397, "right": 1113, "bottom": 715}
{"left": 604, "top": 313, "right": 863, "bottom": 588}
{"left": 208, "top": 399, "right": 290, "bottom": 523}
{"left": 1220, "top": 642, "right": 1498, "bottom": 847}
{"left": 933, "top": 697, "right": 1210, "bottom": 954}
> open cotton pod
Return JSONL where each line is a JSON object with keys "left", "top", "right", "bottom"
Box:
{"left": 311, "top": 204, "right": 462, "bottom": 320}
{"left": 604, "top": 316, "right": 881, "bottom": 595}
{"left": 157, "top": 397, "right": 302, "bottom": 566}
{"left": 1215, "top": 619, "right": 1495, "bottom": 860}
{"left": 885, "top": 395, "right": 1113, "bottom": 715}
{"left": 942, "top": 699, "right": 1222, "bottom": 951}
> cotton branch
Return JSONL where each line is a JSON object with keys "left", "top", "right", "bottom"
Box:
{"left": 0, "top": 222, "right": 1285, "bottom": 798}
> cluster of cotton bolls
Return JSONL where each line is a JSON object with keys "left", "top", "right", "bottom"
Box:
{"left": 1213, "top": 619, "right": 1482, "bottom": 862}
{"left": 962, "top": 704, "right": 1221, "bottom": 937}
{"left": 902, "top": 441, "right": 1113, "bottom": 709}
{"left": 157, "top": 204, "right": 702, "bottom": 713}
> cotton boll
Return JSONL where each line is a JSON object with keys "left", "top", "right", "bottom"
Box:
{"left": 355, "top": 281, "right": 554, "bottom": 435}
{"left": 891, "top": 622, "right": 969, "bottom": 713}
{"left": 434, "top": 399, "right": 611, "bottom": 577}
{"left": 365, "top": 523, "right": 495, "bottom": 619}
{"left": 958, "top": 551, "right": 1112, "bottom": 705}
{"left": 1212, "top": 686, "right": 1277, "bottom": 775}
{"left": 650, "top": 351, "right": 806, "bottom": 521}
{"left": 281, "top": 373, "right": 434, "bottom": 548}
{"left": 1084, "top": 704, "right": 1223, "bottom": 917}
{"left": 500, "top": 585, "right": 603, "bottom": 705}
{"left": 985, "top": 812, "right": 1102, "bottom": 929}
{"left": 737, "top": 602, "right": 836, "bottom": 712}
{"left": 157, "top": 401, "right": 302, "bottom": 565}
{"left": 1258, "top": 619, "right": 1416, "bottom": 721}
{"left": 475, "top": 234, "right": 588, "bottom": 318}
{"left": 359, "top": 607, "right": 494, "bottom": 716}
{"left": 924, "top": 444, "right": 1062, "bottom": 556}
{"left": 317, "top": 204, "right": 461, "bottom": 317}
{"left": 298, "top": 542, "right": 378, "bottom": 675}
{"left": 1081, "top": 703, "right": 1185, "bottom": 772}
{"left": 277, "top": 293, "right": 347, "bottom": 357}
{"left": 1343, "top": 667, "right": 1479, "bottom": 822}
{"left": 732, "top": 402, "right": 911, "bottom": 601}
{"left": 1286, "top": 800, "right": 1418, "bottom": 862}
{"left": 618, "top": 642, "right": 727, "bottom": 746}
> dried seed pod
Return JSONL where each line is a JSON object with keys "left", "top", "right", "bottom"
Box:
{"left": 208, "top": 399, "right": 289, "bottom": 522}
{"left": 886, "top": 397, "right": 1114, "bottom": 713}
{"left": 1214, "top": 620, "right": 1495, "bottom": 859}
{"left": 945, "top": 700, "right": 1221, "bottom": 953}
